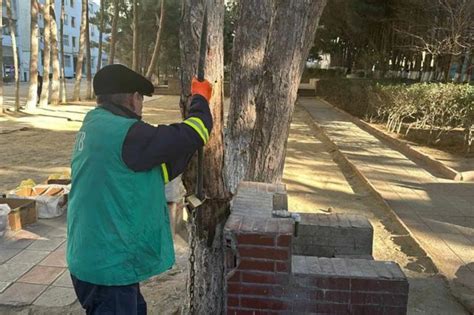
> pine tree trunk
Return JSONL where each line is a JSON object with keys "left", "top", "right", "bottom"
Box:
{"left": 39, "top": 0, "right": 51, "bottom": 107}
{"left": 145, "top": 0, "right": 165, "bottom": 79}
{"left": 50, "top": 0, "right": 61, "bottom": 104}
{"left": 108, "top": 0, "right": 119, "bottom": 64}
{"left": 73, "top": 0, "right": 88, "bottom": 101}
{"left": 132, "top": 0, "right": 139, "bottom": 71}
{"left": 238, "top": 0, "right": 327, "bottom": 183}
{"left": 60, "top": 0, "right": 67, "bottom": 103}
{"left": 86, "top": 2, "right": 92, "bottom": 99}
{"left": 6, "top": 0, "right": 20, "bottom": 111}
{"left": 0, "top": 0, "right": 3, "bottom": 113}
{"left": 179, "top": 0, "right": 229, "bottom": 313}
{"left": 224, "top": 0, "right": 272, "bottom": 194}
{"left": 97, "top": 0, "right": 105, "bottom": 72}
{"left": 26, "top": 0, "right": 40, "bottom": 110}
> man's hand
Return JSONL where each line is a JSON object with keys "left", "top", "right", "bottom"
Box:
{"left": 191, "top": 78, "right": 212, "bottom": 103}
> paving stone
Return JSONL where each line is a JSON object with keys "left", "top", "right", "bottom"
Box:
{"left": 33, "top": 286, "right": 77, "bottom": 307}
{"left": 18, "top": 265, "right": 65, "bottom": 285}
{"left": 0, "top": 282, "right": 47, "bottom": 306}
{"left": 0, "top": 282, "right": 11, "bottom": 294}
{"left": 7, "top": 249, "right": 51, "bottom": 266}
{"left": 52, "top": 270, "right": 73, "bottom": 288}
{"left": 0, "top": 263, "right": 33, "bottom": 282}
{"left": 0, "top": 248, "right": 22, "bottom": 264}
{"left": 39, "top": 248, "right": 67, "bottom": 267}
{"left": 0, "top": 237, "right": 35, "bottom": 250}
{"left": 27, "top": 237, "right": 65, "bottom": 251}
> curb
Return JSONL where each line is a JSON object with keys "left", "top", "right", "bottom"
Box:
{"left": 317, "top": 98, "right": 463, "bottom": 181}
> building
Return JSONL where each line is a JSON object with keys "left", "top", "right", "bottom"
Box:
{"left": 2, "top": 0, "right": 107, "bottom": 82}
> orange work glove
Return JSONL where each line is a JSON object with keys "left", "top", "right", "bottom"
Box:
{"left": 191, "top": 77, "right": 212, "bottom": 103}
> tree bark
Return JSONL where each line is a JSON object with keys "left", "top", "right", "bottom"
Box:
{"left": 236, "top": 0, "right": 327, "bottom": 183}
{"left": 108, "top": 0, "right": 119, "bottom": 64}
{"left": 60, "top": 0, "right": 67, "bottom": 103}
{"left": 86, "top": 2, "right": 92, "bottom": 99}
{"left": 50, "top": 0, "right": 61, "bottom": 104}
{"left": 145, "top": 0, "right": 165, "bottom": 79}
{"left": 73, "top": 0, "right": 88, "bottom": 101}
{"left": 179, "top": 0, "right": 228, "bottom": 313}
{"left": 39, "top": 0, "right": 51, "bottom": 107}
{"left": 224, "top": 0, "right": 272, "bottom": 194}
{"left": 97, "top": 0, "right": 105, "bottom": 72}
{"left": 132, "top": 0, "right": 139, "bottom": 71}
{"left": 6, "top": 0, "right": 20, "bottom": 111}
{"left": 26, "top": 0, "right": 40, "bottom": 110}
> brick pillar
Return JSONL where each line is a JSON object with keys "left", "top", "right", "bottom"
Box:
{"left": 224, "top": 215, "right": 294, "bottom": 314}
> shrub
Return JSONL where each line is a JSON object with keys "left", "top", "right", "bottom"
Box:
{"left": 316, "top": 79, "right": 474, "bottom": 153}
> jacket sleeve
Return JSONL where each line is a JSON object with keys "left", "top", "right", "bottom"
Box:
{"left": 122, "top": 95, "right": 213, "bottom": 182}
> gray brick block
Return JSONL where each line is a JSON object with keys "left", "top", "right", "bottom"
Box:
{"left": 293, "top": 213, "right": 373, "bottom": 257}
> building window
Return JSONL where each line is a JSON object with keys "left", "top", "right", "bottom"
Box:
{"left": 72, "top": 36, "right": 77, "bottom": 48}
{"left": 71, "top": 16, "right": 76, "bottom": 28}
{"left": 64, "top": 14, "right": 69, "bottom": 25}
{"left": 70, "top": 0, "right": 74, "bottom": 8}
{"left": 64, "top": 55, "right": 72, "bottom": 68}
{"left": 91, "top": 26, "right": 95, "bottom": 37}
{"left": 63, "top": 35, "right": 69, "bottom": 46}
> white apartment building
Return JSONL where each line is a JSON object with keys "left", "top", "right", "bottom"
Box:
{"left": 2, "top": 0, "right": 107, "bottom": 82}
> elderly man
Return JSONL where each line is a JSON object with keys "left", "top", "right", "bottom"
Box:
{"left": 67, "top": 64, "right": 212, "bottom": 314}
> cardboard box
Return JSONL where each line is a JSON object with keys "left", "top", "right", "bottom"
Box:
{"left": 0, "top": 198, "right": 37, "bottom": 231}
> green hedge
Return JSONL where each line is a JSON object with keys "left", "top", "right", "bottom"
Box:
{"left": 316, "top": 79, "right": 474, "bottom": 152}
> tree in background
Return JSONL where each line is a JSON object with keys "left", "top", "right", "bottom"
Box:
{"left": 6, "top": 0, "right": 20, "bottom": 111}
{"left": 60, "top": 0, "right": 67, "bottom": 103}
{"left": 39, "top": 0, "right": 52, "bottom": 107}
{"left": 132, "top": 0, "right": 139, "bottom": 71}
{"left": 97, "top": 0, "right": 106, "bottom": 72}
{"left": 86, "top": 2, "right": 92, "bottom": 99}
{"left": 73, "top": 0, "right": 88, "bottom": 101}
{"left": 26, "top": 0, "right": 40, "bottom": 110}
{"left": 145, "top": 0, "right": 165, "bottom": 79}
{"left": 108, "top": 0, "right": 119, "bottom": 64}
{"left": 50, "top": 1, "right": 61, "bottom": 104}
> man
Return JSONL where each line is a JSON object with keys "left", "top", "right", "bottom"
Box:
{"left": 67, "top": 64, "right": 213, "bottom": 314}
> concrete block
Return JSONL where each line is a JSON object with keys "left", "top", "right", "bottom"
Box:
{"left": 293, "top": 213, "right": 373, "bottom": 257}
{"left": 33, "top": 286, "right": 77, "bottom": 307}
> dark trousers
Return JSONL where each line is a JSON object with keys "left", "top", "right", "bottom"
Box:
{"left": 71, "top": 274, "right": 147, "bottom": 315}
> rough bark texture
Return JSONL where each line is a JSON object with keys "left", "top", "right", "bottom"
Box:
{"left": 145, "top": 0, "right": 165, "bottom": 79}
{"left": 179, "top": 0, "right": 228, "bottom": 313}
{"left": 245, "top": 0, "right": 327, "bottom": 182}
{"left": 6, "top": 0, "right": 20, "bottom": 111}
{"left": 73, "top": 0, "right": 88, "bottom": 101}
{"left": 60, "top": 0, "right": 67, "bottom": 103}
{"left": 26, "top": 0, "right": 40, "bottom": 110}
{"left": 50, "top": 0, "right": 61, "bottom": 104}
{"left": 108, "top": 0, "right": 119, "bottom": 64}
{"left": 86, "top": 3, "right": 92, "bottom": 99}
{"left": 224, "top": 0, "right": 272, "bottom": 194}
{"left": 39, "top": 0, "right": 51, "bottom": 107}
{"left": 132, "top": 0, "right": 139, "bottom": 71}
{"left": 97, "top": 0, "right": 105, "bottom": 72}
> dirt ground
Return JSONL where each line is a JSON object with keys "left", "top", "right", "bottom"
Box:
{"left": 0, "top": 96, "right": 469, "bottom": 314}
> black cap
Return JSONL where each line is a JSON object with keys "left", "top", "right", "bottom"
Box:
{"left": 93, "top": 64, "right": 154, "bottom": 96}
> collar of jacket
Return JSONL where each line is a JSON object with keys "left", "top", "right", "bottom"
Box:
{"left": 98, "top": 102, "right": 142, "bottom": 120}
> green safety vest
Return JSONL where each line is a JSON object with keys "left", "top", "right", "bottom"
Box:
{"left": 67, "top": 107, "right": 175, "bottom": 286}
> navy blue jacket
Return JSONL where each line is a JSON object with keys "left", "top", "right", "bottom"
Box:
{"left": 98, "top": 95, "right": 212, "bottom": 182}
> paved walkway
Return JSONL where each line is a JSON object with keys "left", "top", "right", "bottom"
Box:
{"left": 0, "top": 215, "right": 76, "bottom": 307}
{"left": 299, "top": 98, "right": 474, "bottom": 292}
